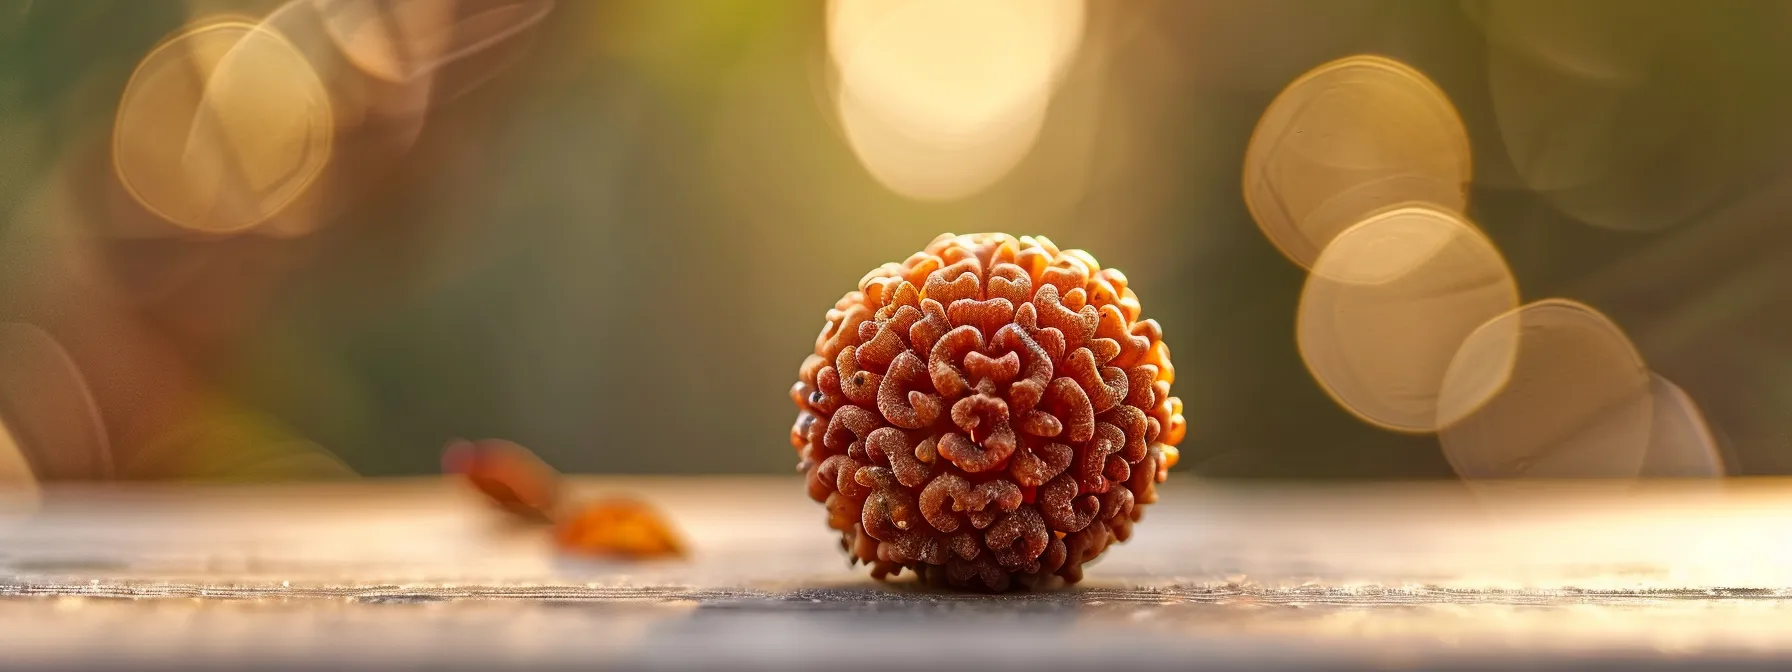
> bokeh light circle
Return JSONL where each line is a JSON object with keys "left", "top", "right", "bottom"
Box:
{"left": 1469, "top": 0, "right": 1667, "bottom": 85}
{"left": 113, "top": 20, "right": 333, "bottom": 234}
{"left": 1297, "top": 204, "right": 1518, "bottom": 433}
{"left": 1474, "top": 1, "right": 1736, "bottom": 234}
{"left": 1438, "top": 299, "right": 1654, "bottom": 479}
{"left": 1640, "top": 374, "right": 1726, "bottom": 478}
{"left": 0, "top": 323, "right": 111, "bottom": 481}
{"left": 1244, "top": 55, "right": 1472, "bottom": 269}
{"left": 313, "top": 0, "right": 457, "bottom": 82}
{"left": 0, "top": 414, "right": 36, "bottom": 493}
{"left": 827, "top": 0, "right": 1084, "bottom": 84}
{"left": 827, "top": 0, "right": 1084, "bottom": 201}
{"left": 312, "top": 0, "right": 555, "bottom": 84}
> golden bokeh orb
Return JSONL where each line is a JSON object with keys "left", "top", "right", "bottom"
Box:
{"left": 1438, "top": 299, "right": 1654, "bottom": 479}
{"left": 1244, "top": 55, "right": 1472, "bottom": 269}
{"left": 113, "top": 20, "right": 333, "bottom": 234}
{"left": 1297, "top": 204, "right": 1518, "bottom": 433}
{"left": 827, "top": 0, "right": 1084, "bottom": 201}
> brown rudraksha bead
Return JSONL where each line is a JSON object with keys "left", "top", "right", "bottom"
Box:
{"left": 790, "top": 233, "right": 1184, "bottom": 592}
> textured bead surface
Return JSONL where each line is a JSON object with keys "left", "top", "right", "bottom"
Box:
{"left": 791, "top": 233, "right": 1183, "bottom": 591}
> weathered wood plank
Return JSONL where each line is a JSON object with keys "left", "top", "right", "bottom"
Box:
{"left": 1, "top": 477, "right": 1789, "bottom": 669}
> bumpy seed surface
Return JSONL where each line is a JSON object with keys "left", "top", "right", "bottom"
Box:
{"left": 791, "top": 233, "right": 1184, "bottom": 592}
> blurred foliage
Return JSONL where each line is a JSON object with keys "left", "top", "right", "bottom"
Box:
{"left": 1, "top": 0, "right": 1791, "bottom": 479}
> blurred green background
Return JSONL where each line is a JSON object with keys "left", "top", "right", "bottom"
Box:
{"left": 1, "top": 0, "right": 1790, "bottom": 479}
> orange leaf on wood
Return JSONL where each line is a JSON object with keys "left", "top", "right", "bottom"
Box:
{"left": 553, "top": 498, "right": 686, "bottom": 559}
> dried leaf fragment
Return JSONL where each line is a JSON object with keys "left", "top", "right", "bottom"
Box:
{"left": 442, "top": 438, "right": 560, "bottom": 522}
{"left": 553, "top": 498, "right": 687, "bottom": 559}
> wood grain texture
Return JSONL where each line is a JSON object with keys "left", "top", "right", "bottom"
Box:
{"left": 2, "top": 476, "right": 1791, "bottom": 670}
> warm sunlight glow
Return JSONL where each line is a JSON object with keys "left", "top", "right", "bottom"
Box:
{"left": 113, "top": 20, "right": 333, "bottom": 234}
{"left": 1439, "top": 300, "right": 1654, "bottom": 479}
{"left": 1297, "top": 205, "right": 1518, "bottom": 433}
{"left": 1244, "top": 55, "right": 1471, "bottom": 269}
{"left": 827, "top": 0, "right": 1085, "bottom": 201}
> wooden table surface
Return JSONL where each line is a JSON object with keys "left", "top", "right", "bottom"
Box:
{"left": 2, "top": 476, "right": 1791, "bottom": 670}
